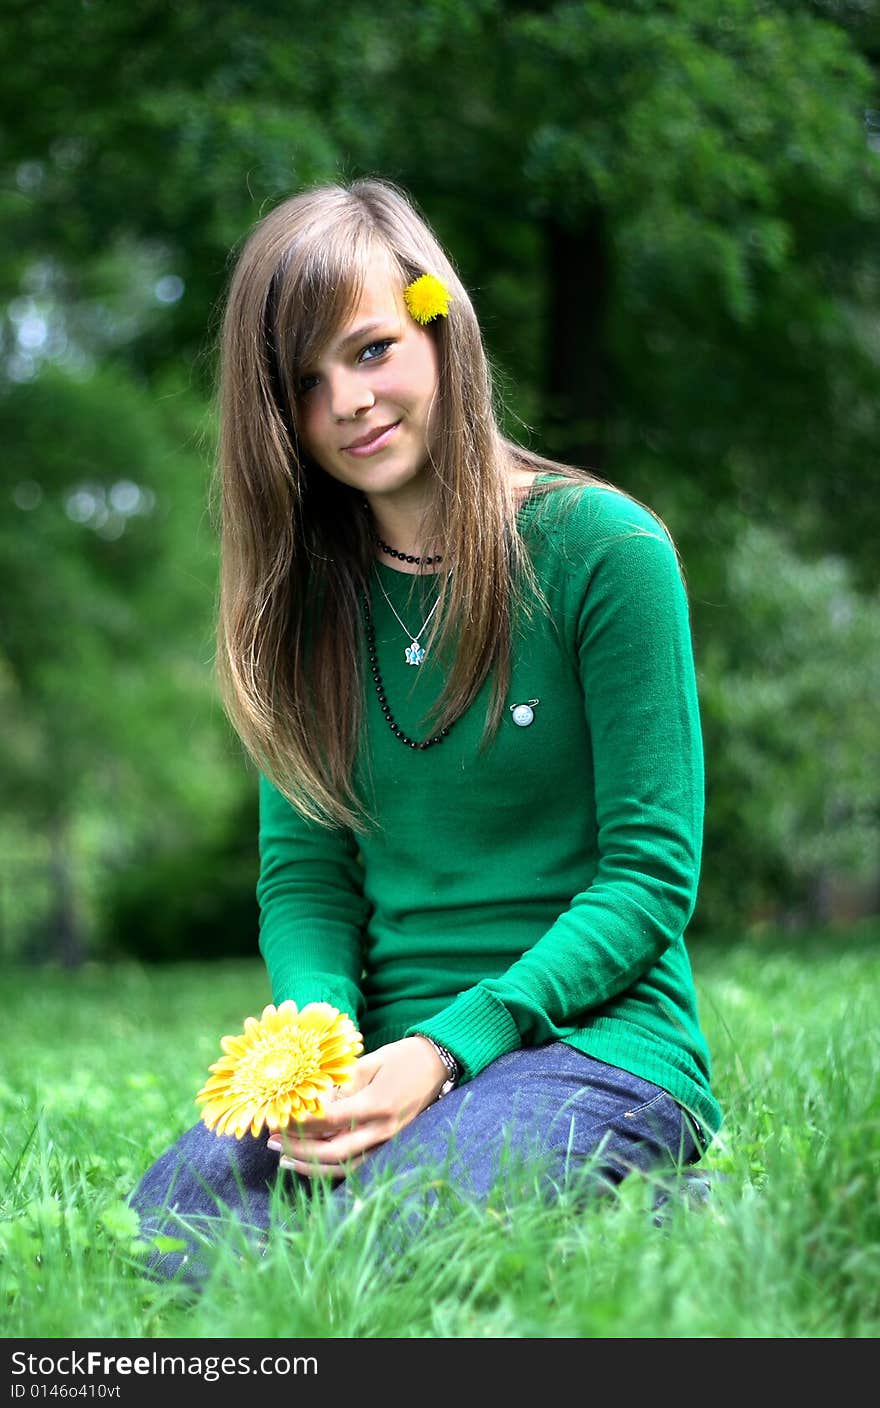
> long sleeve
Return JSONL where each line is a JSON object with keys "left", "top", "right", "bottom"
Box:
{"left": 256, "top": 772, "right": 370, "bottom": 1024}
{"left": 407, "top": 500, "right": 705, "bottom": 1079}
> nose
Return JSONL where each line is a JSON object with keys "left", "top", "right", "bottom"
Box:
{"left": 329, "top": 368, "right": 375, "bottom": 422}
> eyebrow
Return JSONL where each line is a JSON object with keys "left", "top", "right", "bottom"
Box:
{"left": 332, "top": 320, "right": 389, "bottom": 355}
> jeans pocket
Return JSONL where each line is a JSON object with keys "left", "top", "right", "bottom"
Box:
{"left": 623, "top": 1090, "right": 670, "bottom": 1120}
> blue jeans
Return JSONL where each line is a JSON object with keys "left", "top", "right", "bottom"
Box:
{"left": 129, "top": 1045, "right": 703, "bottom": 1283}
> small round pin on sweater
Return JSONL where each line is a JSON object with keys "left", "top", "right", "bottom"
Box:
{"left": 510, "top": 699, "right": 540, "bottom": 727}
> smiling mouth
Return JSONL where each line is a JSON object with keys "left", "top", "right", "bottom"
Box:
{"left": 342, "top": 422, "right": 400, "bottom": 455}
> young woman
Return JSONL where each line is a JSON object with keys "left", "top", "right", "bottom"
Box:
{"left": 129, "top": 177, "right": 722, "bottom": 1279}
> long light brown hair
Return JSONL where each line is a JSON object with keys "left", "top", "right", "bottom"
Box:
{"left": 210, "top": 177, "right": 624, "bottom": 832}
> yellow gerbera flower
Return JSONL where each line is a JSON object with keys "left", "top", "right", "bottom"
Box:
{"left": 195, "top": 1000, "right": 363, "bottom": 1139}
{"left": 403, "top": 273, "right": 451, "bottom": 325}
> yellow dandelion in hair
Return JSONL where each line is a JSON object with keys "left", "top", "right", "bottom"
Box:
{"left": 403, "top": 273, "right": 451, "bottom": 325}
{"left": 195, "top": 1001, "right": 363, "bottom": 1139}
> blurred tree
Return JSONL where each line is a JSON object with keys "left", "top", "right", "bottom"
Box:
{"left": 696, "top": 515, "right": 880, "bottom": 932}
{"left": 0, "top": 364, "right": 241, "bottom": 962}
{"left": 787, "top": 0, "right": 880, "bottom": 60}
{"left": 2, "top": 0, "right": 878, "bottom": 577}
{"left": 1, "top": 0, "right": 878, "bottom": 952}
{"left": 98, "top": 791, "right": 260, "bottom": 963}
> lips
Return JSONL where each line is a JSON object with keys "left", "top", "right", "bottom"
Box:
{"left": 342, "top": 421, "right": 400, "bottom": 455}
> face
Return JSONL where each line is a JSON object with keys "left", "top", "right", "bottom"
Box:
{"left": 293, "top": 257, "right": 440, "bottom": 510}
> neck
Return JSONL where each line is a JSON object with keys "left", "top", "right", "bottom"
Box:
{"left": 364, "top": 496, "right": 443, "bottom": 574}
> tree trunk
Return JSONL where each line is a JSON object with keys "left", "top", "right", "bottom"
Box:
{"left": 45, "top": 812, "right": 85, "bottom": 967}
{"left": 543, "top": 209, "right": 608, "bottom": 473}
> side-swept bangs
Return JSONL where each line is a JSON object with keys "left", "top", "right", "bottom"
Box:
{"left": 267, "top": 216, "right": 409, "bottom": 433}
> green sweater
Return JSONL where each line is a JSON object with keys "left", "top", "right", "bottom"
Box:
{"left": 257, "top": 480, "right": 723, "bottom": 1142}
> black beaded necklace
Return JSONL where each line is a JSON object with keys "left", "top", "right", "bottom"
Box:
{"left": 361, "top": 495, "right": 444, "bottom": 566}
{"left": 362, "top": 587, "right": 454, "bottom": 750}
{"left": 373, "top": 532, "right": 443, "bottom": 567}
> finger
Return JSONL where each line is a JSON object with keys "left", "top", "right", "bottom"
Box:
{"left": 335, "top": 1060, "right": 378, "bottom": 1097}
{"left": 280, "top": 1149, "right": 369, "bottom": 1180}
{"left": 285, "top": 1117, "right": 345, "bottom": 1140}
{"left": 286, "top": 1061, "right": 377, "bottom": 1137}
{"left": 281, "top": 1113, "right": 393, "bottom": 1167}
{"left": 279, "top": 1156, "right": 348, "bottom": 1181}
{"left": 304, "top": 1081, "right": 385, "bottom": 1134}
{"left": 281, "top": 1090, "right": 363, "bottom": 1140}
{"left": 268, "top": 1054, "right": 391, "bottom": 1152}
{"left": 267, "top": 1126, "right": 337, "bottom": 1153}
{"left": 278, "top": 1132, "right": 357, "bottom": 1163}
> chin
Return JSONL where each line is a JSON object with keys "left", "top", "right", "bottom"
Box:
{"left": 362, "top": 462, "right": 428, "bottom": 494}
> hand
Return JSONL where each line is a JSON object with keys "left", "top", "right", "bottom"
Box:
{"left": 266, "top": 1035, "right": 450, "bottom": 1182}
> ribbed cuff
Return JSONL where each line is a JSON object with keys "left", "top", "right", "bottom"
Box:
{"left": 405, "top": 986, "right": 522, "bottom": 1082}
{"left": 270, "top": 970, "right": 363, "bottom": 1029}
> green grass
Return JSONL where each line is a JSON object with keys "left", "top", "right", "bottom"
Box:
{"left": 1, "top": 923, "right": 878, "bottom": 1338}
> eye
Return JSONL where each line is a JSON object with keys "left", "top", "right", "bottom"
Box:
{"left": 358, "top": 339, "right": 393, "bottom": 363}
{"left": 295, "top": 373, "right": 320, "bottom": 397}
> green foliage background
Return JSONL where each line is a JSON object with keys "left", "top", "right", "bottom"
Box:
{"left": 1, "top": 0, "right": 878, "bottom": 964}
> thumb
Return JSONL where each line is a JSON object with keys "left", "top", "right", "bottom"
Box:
{"left": 321, "top": 1051, "right": 382, "bottom": 1123}
{"left": 333, "top": 1050, "right": 381, "bottom": 1100}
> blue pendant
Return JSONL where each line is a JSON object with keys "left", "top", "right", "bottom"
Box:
{"left": 405, "top": 641, "right": 426, "bottom": 666}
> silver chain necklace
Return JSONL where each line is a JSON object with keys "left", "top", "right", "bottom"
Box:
{"left": 373, "top": 569, "right": 446, "bottom": 665}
